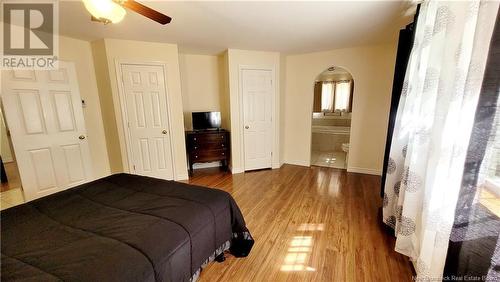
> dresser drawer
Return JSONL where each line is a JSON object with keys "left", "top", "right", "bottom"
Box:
{"left": 190, "top": 149, "right": 228, "bottom": 162}
{"left": 190, "top": 142, "right": 227, "bottom": 151}
{"left": 188, "top": 132, "right": 226, "bottom": 143}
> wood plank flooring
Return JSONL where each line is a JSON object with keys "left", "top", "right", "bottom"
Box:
{"left": 187, "top": 165, "right": 413, "bottom": 282}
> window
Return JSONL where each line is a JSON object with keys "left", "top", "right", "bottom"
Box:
{"left": 334, "top": 81, "right": 351, "bottom": 112}
{"left": 320, "top": 82, "right": 334, "bottom": 112}
{"left": 320, "top": 80, "right": 352, "bottom": 113}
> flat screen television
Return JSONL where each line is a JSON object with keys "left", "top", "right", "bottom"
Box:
{"left": 192, "top": 112, "right": 221, "bottom": 130}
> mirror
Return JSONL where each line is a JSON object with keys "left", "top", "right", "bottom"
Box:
{"left": 313, "top": 66, "right": 354, "bottom": 114}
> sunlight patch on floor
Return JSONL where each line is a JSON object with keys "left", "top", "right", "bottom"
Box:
{"left": 297, "top": 223, "right": 324, "bottom": 231}
{"left": 281, "top": 225, "right": 323, "bottom": 272}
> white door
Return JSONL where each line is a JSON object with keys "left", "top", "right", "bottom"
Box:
{"left": 1, "top": 62, "right": 93, "bottom": 201}
{"left": 120, "top": 64, "right": 174, "bottom": 180}
{"left": 242, "top": 69, "right": 273, "bottom": 170}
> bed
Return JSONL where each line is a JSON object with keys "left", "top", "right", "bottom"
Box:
{"left": 0, "top": 173, "right": 254, "bottom": 281}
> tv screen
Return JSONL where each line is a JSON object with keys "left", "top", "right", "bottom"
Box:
{"left": 192, "top": 112, "right": 221, "bottom": 130}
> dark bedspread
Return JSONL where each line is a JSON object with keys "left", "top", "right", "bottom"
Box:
{"left": 0, "top": 174, "right": 253, "bottom": 281}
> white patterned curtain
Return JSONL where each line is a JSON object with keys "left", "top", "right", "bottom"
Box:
{"left": 383, "top": 0, "right": 499, "bottom": 280}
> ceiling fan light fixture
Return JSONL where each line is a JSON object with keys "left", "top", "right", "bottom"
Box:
{"left": 83, "top": 0, "right": 126, "bottom": 24}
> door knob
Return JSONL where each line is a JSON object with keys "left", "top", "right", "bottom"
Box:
{"left": 245, "top": 125, "right": 249, "bottom": 129}
{"left": 78, "top": 135, "right": 86, "bottom": 140}
{"left": 162, "top": 129, "right": 168, "bottom": 134}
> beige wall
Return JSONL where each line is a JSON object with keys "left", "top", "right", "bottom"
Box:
{"left": 284, "top": 43, "right": 397, "bottom": 175}
{"left": 90, "top": 39, "right": 122, "bottom": 173}
{"left": 227, "top": 49, "right": 281, "bottom": 172}
{"left": 218, "top": 51, "right": 231, "bottom": 130}
{"left": 60, "top": 37, "right": 396, "bottom": 179}
{"left": 279, "top": 54, "right": 287, "bottom": 166}
{"left": 179, "top": 54, "right": 223, "bottom": 130}
{"left": 60, "top": 36, "right": 110, "bottom": 178}
{"left": 92, "top": 39, "right": 188, "bottom": 180}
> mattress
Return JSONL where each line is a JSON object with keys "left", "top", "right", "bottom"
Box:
{"left": 0, "top": 174, "right": 254, "bottom": 281}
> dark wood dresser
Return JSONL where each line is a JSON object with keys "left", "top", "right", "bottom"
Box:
{"left": 185, "top": 130, "right": 230, "bottom": 175}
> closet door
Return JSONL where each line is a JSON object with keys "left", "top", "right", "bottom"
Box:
{"left": 242, "top": 68, "right": 273, "bottom": 170}
{"left": 119, "top": 63, "right": 174, "bottom": 180}
{"left": 1, "top": 62, "right": 93, "bottom": 201}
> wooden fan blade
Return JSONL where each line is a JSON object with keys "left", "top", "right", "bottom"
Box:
{"left": 121, "top": 1, "right": 171, "bottom": 25}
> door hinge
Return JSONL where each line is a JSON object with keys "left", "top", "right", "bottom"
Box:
{"left": 132, "top": 165, "right": 136, "bottom": 171}
{"left": 127, "top": 122, "right": 131, "bottom": 128}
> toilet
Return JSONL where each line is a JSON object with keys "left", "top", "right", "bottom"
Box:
{"left": 341, "top": 143, "right": 349, "bottom": 153}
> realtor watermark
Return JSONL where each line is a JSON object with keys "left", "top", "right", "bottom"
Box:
{"left": 1, "top": 0, "right": 58, "bottom": 69}
{"left": 413, "top": 275, "right": 492, "bottom": 281}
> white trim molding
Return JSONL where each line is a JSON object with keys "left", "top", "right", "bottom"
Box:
{"left": 347, "top": 166, "right": 382, "bottom": 176}
{"left": 231, "top": 167, "right": 244, "bottom": 174}
{"left": 176, "top": 172, "right": 189, "bottom": 181}
{"left": 284, "top": 160, "right": 310, "bottom": 167}
{"left": 2, "top": 156, "right": 13, "bottom": 163}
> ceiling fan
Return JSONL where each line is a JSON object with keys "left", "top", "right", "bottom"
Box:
{"left": 83, "top": 0, "right": 172, "bottom": 25}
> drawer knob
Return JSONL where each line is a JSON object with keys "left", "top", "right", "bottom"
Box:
{"left": 195, "top": 155, "right": 198, "bottom": 159}
{"left": 222, "top": 152, "right": 225, "bottom": 155}
{"left": 194, "top": 137, "right": 197, "bottom": 141}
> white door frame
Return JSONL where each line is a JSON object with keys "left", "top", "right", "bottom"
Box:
{"left": 114, "top": 60, "right": 177, "bottom": 179}
{"left": 238, "top": 65, "right": 277, "bottom": 171}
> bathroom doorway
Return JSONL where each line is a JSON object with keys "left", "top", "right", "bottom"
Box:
{"left": 310, "top": 66, "right": 353, "bottom": 169}
{"left": 0, "top": 105, "right": 24, "bottom": 209}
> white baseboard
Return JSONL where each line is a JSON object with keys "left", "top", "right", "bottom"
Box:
{"left": 282, "top": 160, "right": 380, "bottom": 176}
{"left": 2, "top": 156, "right": 13, "bottom": 163}
{"left": 231, "top": 167, "right": 244, "bottom": 174}
{"left": 193, "top": 161, "right": 221, "bottom": 169}
{"left": 176, "top": 172, "right": 189, "bottom": 181}
{"left": 484, "top": 178, "right": 500, "bottom": 197}
{"left": 283, "top": 160, "right": 310, "bottom": 167}
{"left": 347, "top": 166, "right": 382, "bottom": 176}
{"left": 230, "top": 164, "right": 281, "bottom": 174}
{"left": 272, "top": 161, "right": 282, "bottom": 169}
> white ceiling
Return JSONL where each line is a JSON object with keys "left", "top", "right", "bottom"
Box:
{"left": 60, "top": 1, "right": 416, "bottom": 55}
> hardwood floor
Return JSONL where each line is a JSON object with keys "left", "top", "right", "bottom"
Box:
{"left": 187, "top": 165, "right": 413, "bottom": 282}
